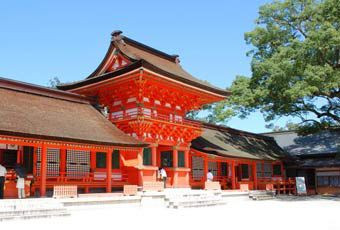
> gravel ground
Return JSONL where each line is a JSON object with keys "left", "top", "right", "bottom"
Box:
{"left": 2, "top": 196, "right": 340, "bottom": 230}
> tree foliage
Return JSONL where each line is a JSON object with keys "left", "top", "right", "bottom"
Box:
{"left": 215, "top": 0, "right": 340, "bottom": 134}
{"left": 48, "top": 76, "right": 62, "bottom": 89}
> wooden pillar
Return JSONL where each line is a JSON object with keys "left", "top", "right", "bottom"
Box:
{"left": 137, "top": 148, "right": 144, "bottom": 186}
{"left": 16, "top": 147, "right": 21, "bottom": 164}
{"left": 231, "top": 161, "right": 236, "bottom": 190}
{"left": 106, "top": 149, "right": 112, "bottom": 193}
{"left": 151, "top": 146, "right": 157, "bottom": 167}
{"left": 40, "top": 144, "right": 47, "bottom": 197}
{"left": 173, "top": 148, "right": 178, "bottom": 168}
{"left": 60, "top": 149, "right": 66, "bottom": 178}
{"left": 204, "top": 158, "right": 208, "bottom": 181}
{"left": 253, "top": 162, "right": 257, "bottom": 190}
{"left": 90, "top": 151, "right": 96, "bottom": 172}
{"left": 281, "top": 162, "right": 285, "bottom": 179}
{"left": 172, "top": 148, "right": 178, "bottom": 187}
{"left": 32, "top": 147, "right": 37, "bottom": 178}
{"left": 184, "top": 149, "right": 189, "bottom": 168}
{"left": 137, "top": 148, "right": 143, "bottom": 167}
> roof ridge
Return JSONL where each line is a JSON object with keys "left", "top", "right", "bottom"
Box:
{"left": 122, "top": 36, "right": 177, "bottom": 63}
{"left": 201, "top": 121, "right": 275, "bottom": 141}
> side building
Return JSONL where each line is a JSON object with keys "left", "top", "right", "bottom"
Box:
{"left": 0, "top": 77, "right": 146, "bottom": 198}
{"left": 264, "top": 129, "right": 340, "bottom": 195}
{"left": 190, "top": 123, "right": 290, "bottom": 190}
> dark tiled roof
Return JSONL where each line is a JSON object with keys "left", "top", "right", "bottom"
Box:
{"left": 298, "top": 158, "right": 340, "bottom": 168}
{"left": 191, "top": 123, "right": 288, "bottom": 160}
{"left": 263, "top": 130, "right": 340, "bottom": 156}
{"left": 0, "top": 77, "right": 146, "bottom": 147}
{"left": 58, "top": 34, "right": 229, "bottom": 97}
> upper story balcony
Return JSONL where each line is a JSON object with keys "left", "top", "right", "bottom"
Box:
{"left": 110, "top": 107, "right": 202, "bottom": 129}
{"left": 109, "top": 107, "right": 202, "bottom": 144}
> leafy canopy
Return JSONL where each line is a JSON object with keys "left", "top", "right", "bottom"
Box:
{"left": 214, "top": 0, "right": 340, "bottom": 134}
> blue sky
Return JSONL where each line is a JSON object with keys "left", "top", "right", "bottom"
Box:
{"left": 0, "top": 0, "right": 293, "bottom": 133}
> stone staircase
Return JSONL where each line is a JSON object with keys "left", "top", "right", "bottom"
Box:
{"left": 165, "top": 189, "right": 226, "bottom": 208}
{"left": 0, "top": 198, "right": 70, "bottom": 221}
{"left": 249, "top": 190, "right": 276, "bottom": 201}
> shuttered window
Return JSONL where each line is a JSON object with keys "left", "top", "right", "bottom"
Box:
{"left": 273, "top": 164, "right": 282, "bottom": 176}
{"left": 221, "top": 162, "right": 228, "bottom": 176}
{"left": 96, "top": 152, "right": 106, "bottom": 168}
{"left": 143, "top": 148, "right": 152, "bottom": 166}
{"left": 112, "top": 150, "right": 120, "bottom": 169}
{"left": 241, "top": 164, "right": 249, "bottom": 179}
{"left": 178, "top": 151, "right": 185, "bottom": 167}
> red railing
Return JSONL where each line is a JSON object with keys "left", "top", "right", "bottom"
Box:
{"left": 111, "top": 109, "right": 202, "bottom": 128}
{"left": 34, "top": 171, "right": 128, "bottom": 183}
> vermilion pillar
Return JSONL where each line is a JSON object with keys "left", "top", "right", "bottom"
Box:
{"left": 151, "top": 146, "right": 157, "bottom": 167}
{"left": 253, "top": 162, "right": 257, "bottom": 190}
{"left": 40, "top": 144, "right": 47, "bottom": 197}
{"left": 184, "top": 149, "right": 189, "bottom": 168}
{"left": 231, "top": 161, "right": 236, "bottom": 190}
{"left": 90, "top": 151, "right": 96, "bottom": 172}
{"left": 16, "top": 147, "right": 22, "bottom": 164}
{"left": 173, "top": 148, "right": 178, "bottom": 168}
{"left": 204, "top": 158, "right": 208, "bottom": 181}
{"left": 60, "top": 149, "right": 66, "bottom": 177}
{"left": 106, "top": 149, "right": 112, "bottom": 193}
{"left": 173, "top": 148, "right": 178, "bottom": 187}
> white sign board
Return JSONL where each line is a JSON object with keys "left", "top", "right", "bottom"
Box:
{"left": 7, "top": 144, "right": 18, "bottom": 150}
{"left": 295, "top": 177, "right": 307, "bottom": 195}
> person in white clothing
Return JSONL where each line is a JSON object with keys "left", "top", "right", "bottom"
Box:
{"left": 16, "top": 176, "right": 25, "bottom": 199}
{"left": 158, "top": 167, "right": 167, "bottom": 188}
{"left": 207, "top": 170, "right": 214, "bottom": 182}
{"left": 15, "top": 164, "right": 26, "bottom": 199}
{"left": 0, "top": 164, "right": 7, "bottom": 199}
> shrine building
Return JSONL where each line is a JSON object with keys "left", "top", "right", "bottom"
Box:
{"left": 0, "top": 31, "right": 291, "bottom": 198}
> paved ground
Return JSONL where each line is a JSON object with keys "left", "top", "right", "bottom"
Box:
{"left": 2, "top": 196, "right": 340, "bottom": 230}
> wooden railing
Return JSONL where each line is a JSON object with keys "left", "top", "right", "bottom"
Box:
{"left": 34, "top": 171, "right": 128, "bottom": 183}
{"left": 111, "top": 109, "right": 202, "bottom": 128}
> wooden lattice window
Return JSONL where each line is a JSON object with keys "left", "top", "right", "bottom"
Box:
{"left": 66, "top": 150, "right": 90, "bottom": 177}
{"left": 263, "top": 163, "right": 272, "bottom": 177}
{"left": 178, "top": 151, "right": 185, "bottom": 167}
{"left": 192, "top": 156, "right": 204, "bottom": 180}
{"left": 36, "top": 148, "right": 60, "bottom": 177}
{"left": 143, "top": 148, "right": 152, "bottom": 166}
{"left": 208, "top": 161, "right": 218, "bottom": 176}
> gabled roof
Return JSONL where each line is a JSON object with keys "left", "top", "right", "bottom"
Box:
{"left": 263, "top": 130, "right": 340, "bottom": 156}
{"left": 0, "top": 77, "right": 146, "bottom": 147}
{"left": 191, "top": 123, "right": 288, "bottom": 160}
{"left": 58, "top": 31, "right": 229, "bottom": 97}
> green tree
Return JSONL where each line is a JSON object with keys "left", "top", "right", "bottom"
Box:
{"left": 48, "top": 76, "right": 62, "bottom": 88}
{"left": 215, "top": 0, "right": 340, "bottom": 134}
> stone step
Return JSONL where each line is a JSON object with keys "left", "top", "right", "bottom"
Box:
{"left": 0, "top": 208, "right": 69, "bottom": 217}
{"left": 0, "top": 198, "right": 70, "bottom": 221}
{"left": 0, "top": 211, "right": 70, "bottom": 221}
